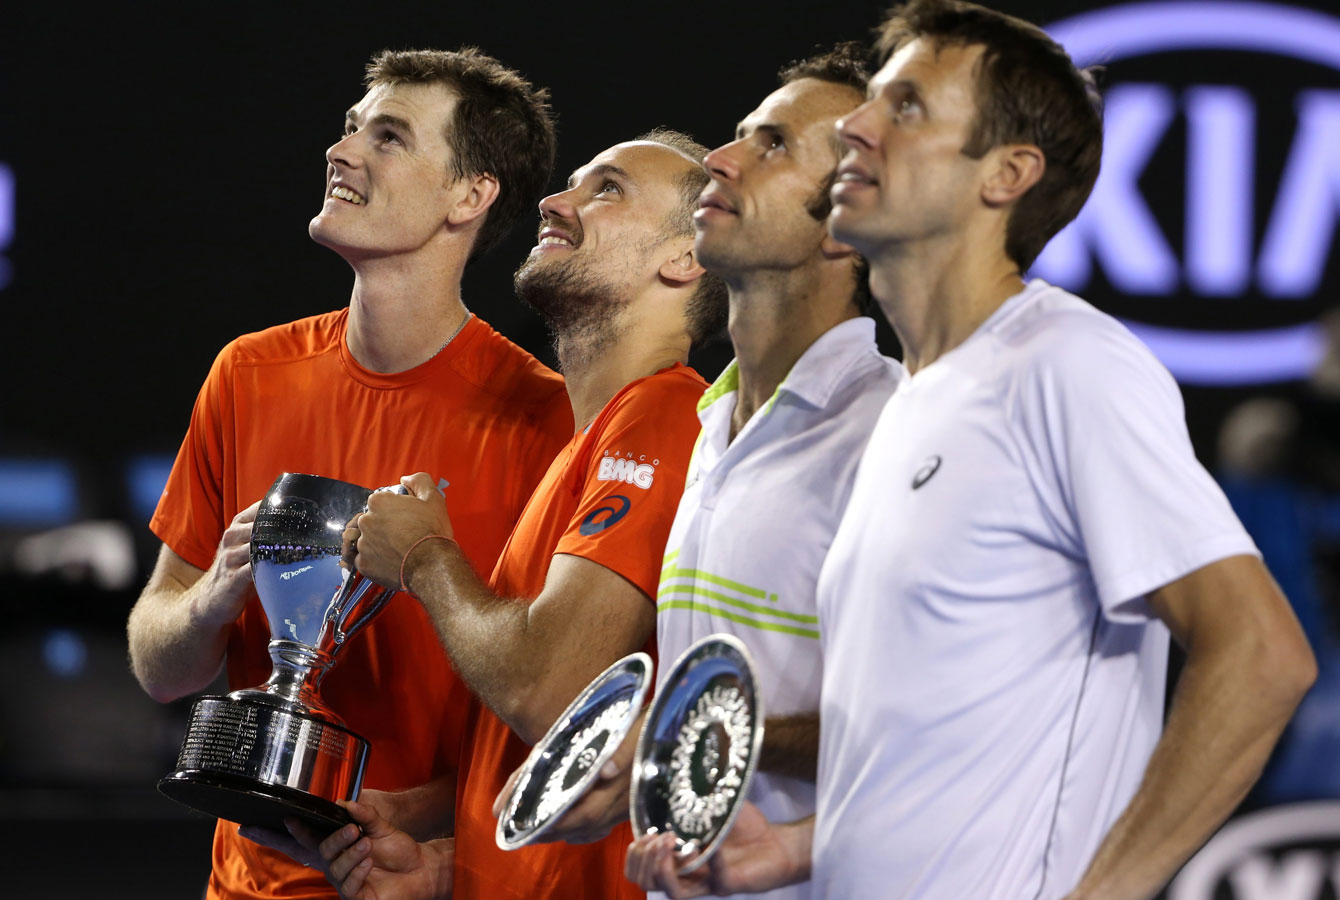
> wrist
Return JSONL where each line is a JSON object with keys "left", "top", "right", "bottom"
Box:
{"left": 187, "top": 581, "right": 242, "bottom": 629}
{"left": 426, "top": 836, "right": 455, "bottom": 898}
{"left": 779, "top": 817, "right": 814, "bottom": 883}
{"left": 399, "top": 534, "right": 457, "bottom": 594}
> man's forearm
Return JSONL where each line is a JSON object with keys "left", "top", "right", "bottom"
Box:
{"left": 402, "top": 541, "right": 543, "bottom": 736}
{"left": 1065, "top": 634, "right": 1314, "bottom": 899}
{"left": 127, "top": 580, "right": 231, "bottom": 702}
{"left": 758, "top": 714, "right": 820, "bottom": 781}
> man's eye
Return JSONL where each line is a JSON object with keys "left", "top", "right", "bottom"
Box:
{"left": 380, "top": 130, "right": 402, "bottom": 144}
{"left": 768, "top": 135, "right": 785, "bottom": 150}
{"left": 598, "top": 181, "right": 621, "bottom": 195}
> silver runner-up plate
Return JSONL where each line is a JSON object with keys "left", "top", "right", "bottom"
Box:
{"left": 630, "top": 634, "right": 764, "bottom": 874}
{"left": 495, "top": 651, "right": 654, "bottom": 850}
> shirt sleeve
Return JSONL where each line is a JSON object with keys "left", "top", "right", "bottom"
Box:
{"left": 553, "top": 373, "right": 704, "bottom": 600}
{"left": 148, "top": 343, "right": 235, "bottom": 571}
{"left": 1011, "top": 313, "right": 1259, "bottom": 622}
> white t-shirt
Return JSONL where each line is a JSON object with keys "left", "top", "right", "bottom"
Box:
{"left": 656, "top": 317, "right": 902, "bottom": 900}
{"left": 812, "top": 281, "right": 1258, "bottom": 900}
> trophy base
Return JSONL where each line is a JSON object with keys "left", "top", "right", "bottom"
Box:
{"left": 157, "top": 695, "right": 369, "bottom": 835}
{"left": 158, "top": 769, "right": 351, "bottom": 833}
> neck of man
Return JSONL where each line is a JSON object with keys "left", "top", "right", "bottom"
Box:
{"left": 725, "top": 263, "right": 860, "bottom": 443}
{"left": 555, "top": 298, "right": 691, "bottom": 434}
{"left": 343, "top": 242, "right": 472, "bottom": 374}
{"left": 868, "top": 225, "right": 1025, "bottom": 375}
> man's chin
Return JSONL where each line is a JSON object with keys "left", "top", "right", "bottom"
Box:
{"left": 826, "top": 208, "right": 880, "bottom": 257}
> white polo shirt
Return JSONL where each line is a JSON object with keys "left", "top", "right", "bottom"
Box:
{"left": 655, "top": 316, "right": 902, "bottom": 900}
{"left": 813, "top": 280, "right": 1259, "bottom": 899}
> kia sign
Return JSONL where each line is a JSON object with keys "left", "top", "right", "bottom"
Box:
{"left": 1169, "top": 801, "right": 1340, "bottom": 899}
{"left": 1041, "top": 2, "right": 1340, "bottom": 386}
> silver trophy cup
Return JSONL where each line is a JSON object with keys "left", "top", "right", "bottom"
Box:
{"left": 158, "top": 472, "right": 402, "bottom": 830}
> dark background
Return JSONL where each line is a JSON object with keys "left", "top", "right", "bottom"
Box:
{"left": 2, "top": 1, "right": 1338, "bottom": 897}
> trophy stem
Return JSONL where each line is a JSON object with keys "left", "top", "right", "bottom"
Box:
{"left": 235, "top": 640, "right": 340, "bottom": 720}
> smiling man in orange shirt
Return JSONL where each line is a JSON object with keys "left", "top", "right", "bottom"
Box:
{"left": 128, "top": 48, "right": 573, "bottom": 900}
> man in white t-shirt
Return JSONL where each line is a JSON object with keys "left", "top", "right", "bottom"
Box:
{"left": 626, "top": 2, "right": 1316, "bottom": 899}
{"left": 530, "top": 47, "right": 899, "bottom": 900}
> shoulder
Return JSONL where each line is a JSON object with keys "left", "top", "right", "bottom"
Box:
{"left": 450, "top": 317, "right": 566, "bottom": 407}
{"left": 227, "top": 309, "right": 346, "bottom": 367}
{"left": 991, "top": 282, "right": 1176, "bottom": 398}
{"left": 607, "top": 365, "right": 710, "bottom": 418}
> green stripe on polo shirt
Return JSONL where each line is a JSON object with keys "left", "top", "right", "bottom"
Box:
{"left": 657, "top": 600, "right": 820, "bottom": 639}
{"left": 660, "top": 565, "right": 769, "bottom": 599}
{"left": 658, "top": 584, "right": 818, "bottom": 625}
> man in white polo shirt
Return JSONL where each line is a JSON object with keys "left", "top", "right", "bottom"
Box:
{"left": 626, "top": 2, "right": 1316, "bottom": 899}
{"left": 535, "top": 48, "right": 899, "bottom": 899}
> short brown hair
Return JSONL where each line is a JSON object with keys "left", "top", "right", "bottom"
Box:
{"left": 366, "top": 48, "right": 557, "bottom": 263}
{"left": 636, "top": 129, "right": 728, "bottom": 348}
{"left": 779, "top": 41, "right": 871, "bottom": 94}
{"left": 876, "top": 0, "right": 1103, "bottom": 269}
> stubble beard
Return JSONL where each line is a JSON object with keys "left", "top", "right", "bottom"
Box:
{"left": 514, "top": 253, "right": 629, "bottom": 374}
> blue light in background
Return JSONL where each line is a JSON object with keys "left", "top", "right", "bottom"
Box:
{"left": 43, "top": 628, "right": 88, "bottom": 679}
{"left": 127, "top": 454, "right": 175, "bottom": 523}
{"left": 0, "top": 163, "right": 12, "bottom": 291}
{"left": 1121, "top": 319, "right": 1327, "bottom": 385}
{"left": 0, "top": 460, "right": 78, "bottom": 527}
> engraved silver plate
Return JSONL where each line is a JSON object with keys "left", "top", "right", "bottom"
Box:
{"left": 495, "top": 651, "right": 653, "bottom": 850}
{"left": 630, "top": 634, "right": 764, "bottom": 874}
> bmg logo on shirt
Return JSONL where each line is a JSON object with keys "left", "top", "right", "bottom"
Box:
{"left": 598, "top": 451, "right": 659, "bottom": 489}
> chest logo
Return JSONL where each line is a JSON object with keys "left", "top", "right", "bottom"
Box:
{"left": 598, "top": 452, "right": 658, "bottom": 489}
{"left": 912, "top": 455, "right": 942, "bottom": 490}
{"left": 580, "top": 495, "right": 632, "bottom": 536}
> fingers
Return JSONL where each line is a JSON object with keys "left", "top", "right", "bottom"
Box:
{"left": 401, "top": 471, "right": 440, "bottom": 501}
{"left": 342, "top": 515, "right": 363, "bottom": 569}
{"left": 344, "top": 798, "right": 396, "bottom": 838}
{"left": 234, "top": 500, "right": 262, "bottom": 524}
{"left": 340, "top": 857, "right": 374, "bottom": 898}
{"left": 327, "top": 836, "right": 373, "bottom": 884}
{"left": 318, "top": 821, "right": 364, "bottom": 864}
{"left": 627, "top": 833, "right": 707, "bottom": 897}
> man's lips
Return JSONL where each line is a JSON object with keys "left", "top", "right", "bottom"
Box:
{"left": 697, "top": 191, "right": 737, "bottom": 214}
{"left": 534, "top": 225, "right": 577, "bottom": 251}
{"left": 329, "top": 182, "right": 367, "bottom": 205}
{"left": 694, "top": 192, "right": 738, "bottom": 223}
{"left": 834, "top": 160, "right": 877, "bottom": 187}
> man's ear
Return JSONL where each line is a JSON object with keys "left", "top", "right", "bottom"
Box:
{"left": 447, "top": 172, "right": 501, "bottom": 227}
{"left": 659, "top": 242, "right": 706, "bottom": 285}
{"left": 981, "top": 144, "right": 1045, "bottom": 208}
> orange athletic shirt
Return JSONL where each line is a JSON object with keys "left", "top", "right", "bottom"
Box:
{"left": 452, "top": 363, "right": 707, "bottom": 900}
{"left": 149, "top": 309, "right": 572, "bottom": 900}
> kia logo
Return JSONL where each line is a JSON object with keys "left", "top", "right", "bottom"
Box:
{"left": 1039, "top": 2, "right": 1340, "bottom": 385}
{"left": 1169, "top": 801, "right": 1340, "bottom": 898}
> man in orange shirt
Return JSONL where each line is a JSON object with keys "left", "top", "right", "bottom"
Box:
{"left": 126, "top": 48, "right": 572, "bottom": 900}
{"left": 285, "top": 130, "right": 728, "bottom": 899}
